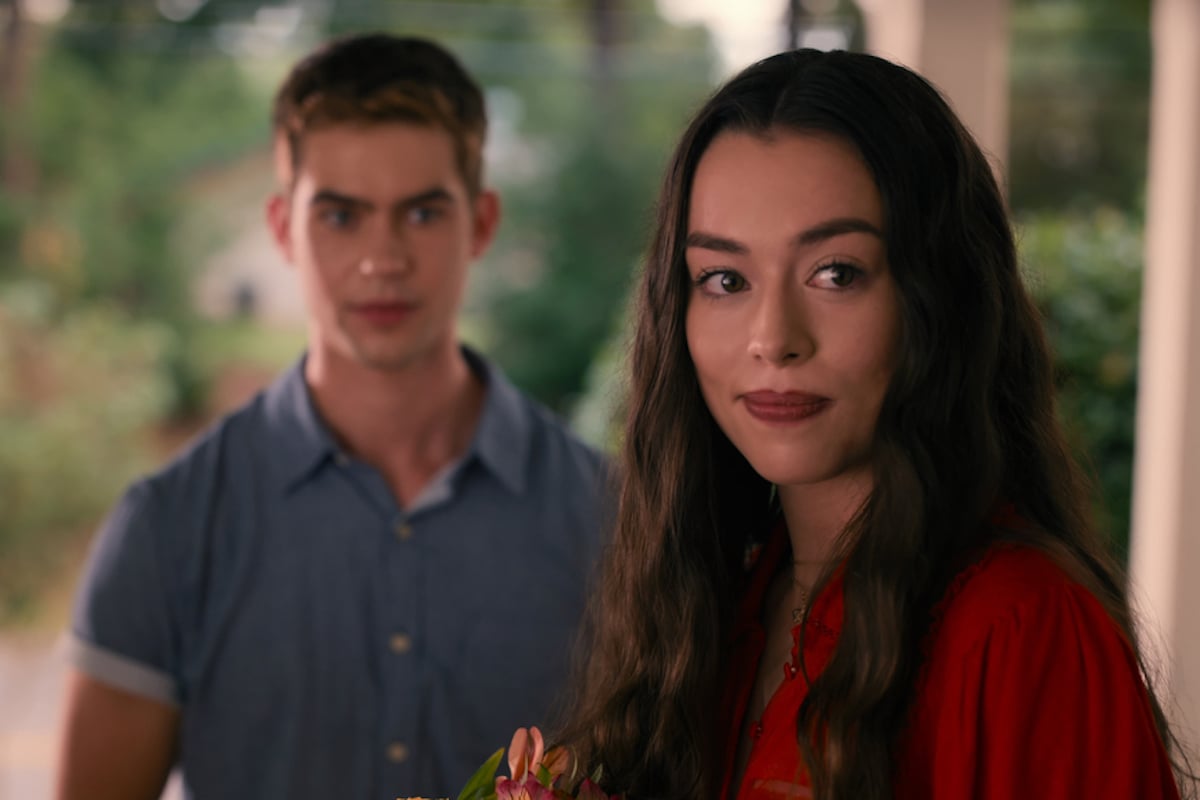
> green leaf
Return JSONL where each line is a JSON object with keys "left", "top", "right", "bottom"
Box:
{"left": 456, "top": 748, "right": 504, "bottom": 800}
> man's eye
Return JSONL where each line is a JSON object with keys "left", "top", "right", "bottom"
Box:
{"left": 318, "top": 207, "right": 355, "bottom": 229}
{"left": 408, "top": 206, "right": 443, "bottom": 224}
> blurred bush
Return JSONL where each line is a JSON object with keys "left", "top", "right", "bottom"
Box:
{"left": 6, "top": 19, "right": 269, "bottom": 419}
{"left": 0, "top": 281, "right": 174, "bottom": 623}
{"left": 1009, "top": 0, "right": 1150, "bottom": 213}
{"left": 1018, "top": 209, "right": 1143, "bottom": 556}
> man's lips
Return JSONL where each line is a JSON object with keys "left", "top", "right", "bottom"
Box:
{"left": 740, "top": 390, "right": 831, "bottom": 423}
{"left": 350, "top": 301, "right": 417, "bottom": 325}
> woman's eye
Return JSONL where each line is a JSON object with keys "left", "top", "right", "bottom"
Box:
{"left": 719, "top": 272, "right": 746, "bottom": 292}
{"left": 696, "top": 269, "right": 747, "bottom": 295}
{"left": 811, "top": 262, "right": 861, "bottom": 289}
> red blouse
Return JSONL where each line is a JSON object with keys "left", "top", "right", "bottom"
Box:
{"left": 718, "top": 523, "right": 1182, "bottom": 799}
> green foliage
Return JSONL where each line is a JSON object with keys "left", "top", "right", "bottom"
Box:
{"left": 569, "top": 306, "right": 631, "bottom": 455}
{"left": 24, "top": 34, "right": 266, "bottom": 320}
{"left": 0, "top": 283, "right": 174, "bottom": 624}
{"left": 6, "top": 22, "right": 271, "bottom": 421}
{"left": 487, "top": 125, "right": 659, "bottom": 413}
{"left": 1009, "top": 0, "right": 1151, "bottom": 212}
{"left": 1017, "top": 209, "right": 1143, "bottom": 556}
{"left": 474, "top": 17, "right": 715, "bottom": 413}
{"left": 456, "top": 748, "right": 505, "bottom": 800}
{"left": 1009, "top": 0, "right": 1150, "bottom": 560}
{"left": 0, "top": 10, "right": 275, "bottom": 623}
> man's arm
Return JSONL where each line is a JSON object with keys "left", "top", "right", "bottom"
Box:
{"left": 55, "top": 669, "right": 180, "bottom": 800}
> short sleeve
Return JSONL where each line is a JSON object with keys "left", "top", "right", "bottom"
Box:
{"left": 898, "top": 562, "right": 1181, "bottom": 799}
{"left": 67, "top": 479, "right": 179, "bottom": 706}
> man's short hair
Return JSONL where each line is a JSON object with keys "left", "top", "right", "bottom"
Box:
{"left": 271, "top": 33, "right": 487, "bottom": 194}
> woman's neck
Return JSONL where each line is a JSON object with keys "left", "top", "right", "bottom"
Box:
{"left": 777, "top": 468, "right": 873, "bottom": 586}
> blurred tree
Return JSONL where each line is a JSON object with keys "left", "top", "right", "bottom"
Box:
{"left": 1009, "top": 0, "right": 1151, "bottom": 212}
{"left": 466, "top": 0, "right": 718, "bottom": 412}
{"left": 0, "top": 0, "right": 272, "bottom": 623}
{"left": 0, "top": 286, "right": 173, "bottom": 622}
{"left": 1, "top": 0, "right": 33, "bottom": 282}
{"left": 1, "top": 0, "right": 35, "bottom": 193}
{"left": 9, "top": 3, "right": 269, "bottom": 415}
{"left": 1008, "top": 0, "right": 1151, "bottom": 556}
{"left": 1018, "top": 210, "right": 1143, "bottom": 557}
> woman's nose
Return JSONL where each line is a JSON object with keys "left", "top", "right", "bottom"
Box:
{"left": 746, "top": 291, "right": 814, "bottom": 365}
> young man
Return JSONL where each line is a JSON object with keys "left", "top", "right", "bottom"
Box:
{"left": 55, "top": 34, "right": 611, "bottom": 800}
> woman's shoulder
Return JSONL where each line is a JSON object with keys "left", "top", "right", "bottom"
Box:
{"left": 901, "top": 549, "right": 1179, "bottom": 800}
{"left": 925, "top": 543, "right": 1123, "bottom": 661}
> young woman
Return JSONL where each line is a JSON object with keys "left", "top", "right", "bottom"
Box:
{"left": 558, "top": 49, "right": 1192, "bottom": 799}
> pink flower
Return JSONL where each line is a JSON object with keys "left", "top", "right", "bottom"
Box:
{"left": 506, "top": 727, "right": 545, "bottom": 782}
{"left": 492, "top": 726, "right": 617, "bottom": 799}
{"left": 495, "top": 776, "right": 557, "bottom": 800}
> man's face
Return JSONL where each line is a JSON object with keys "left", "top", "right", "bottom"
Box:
{"left": 268, "top": 122, "right": 499, "bottom": 375}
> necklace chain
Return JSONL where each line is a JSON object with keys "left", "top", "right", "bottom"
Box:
{"left": 790, "top": 577, "right": 810, "bottom": 624}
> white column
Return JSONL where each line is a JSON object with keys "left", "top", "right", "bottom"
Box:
{"left": 855, "top": 0, "right": 1011, "bottom": 179}
{"left": 1131, "top": 0, "right": 1200, "bottom": 747}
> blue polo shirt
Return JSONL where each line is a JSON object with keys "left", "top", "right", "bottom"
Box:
{"left": 67, "top": 349, "right": 611, "bottom": 799}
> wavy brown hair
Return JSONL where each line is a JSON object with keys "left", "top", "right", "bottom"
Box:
{"left": 557, "top": 48, "right": 1192, "bottom": 799}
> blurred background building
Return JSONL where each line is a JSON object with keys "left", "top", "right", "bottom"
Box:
{"left": 1, "top": 0, "right": 1196, "bottom": 796}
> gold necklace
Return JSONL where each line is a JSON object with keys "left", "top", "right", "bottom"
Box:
{"left": 790, "top": 578, "right": 811, "bottom": 625}
{"left": 790, "top": 556, "right": 827, "bottom": 624}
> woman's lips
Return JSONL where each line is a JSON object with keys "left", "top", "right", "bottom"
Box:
{"left": 741, "top": 390, "right": 832, "bottom": 423}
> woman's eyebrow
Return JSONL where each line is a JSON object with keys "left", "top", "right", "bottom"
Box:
{"left": 685, "top": 217, "right": 883, "bottom": 255}
{"left": 793, "top": 217, "right": 883, "bottom": 247}
{"left": 684, "top": 231, "right": 747, "bottom": 254}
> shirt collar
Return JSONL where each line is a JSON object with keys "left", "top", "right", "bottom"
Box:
{"left": 262, "top": 356, "right": 341, "bottom": 493}
{"left": 262, "top": 348, "right": 533, "bottom": 496}
{"left": 461, "top": 346, "right": 532, "bottom": 495}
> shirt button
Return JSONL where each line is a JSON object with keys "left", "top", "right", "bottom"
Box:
{"left": 394, "top": 521, "right": 413, "bottom": 541}
{"left": 386, "top": 741, "right": 409, "bottom": 763}
{"left": 389, "top": 633, "right": 412, "bottom": 654}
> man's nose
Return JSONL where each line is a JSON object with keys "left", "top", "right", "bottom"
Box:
{"left": 356, "top": 221, "right": 412, "bottom": 277}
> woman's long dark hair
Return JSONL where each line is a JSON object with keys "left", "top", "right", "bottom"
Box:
{"left": 557, "top": 49, "right": 1191, "bottom": 799}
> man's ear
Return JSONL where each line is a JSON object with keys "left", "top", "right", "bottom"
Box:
{"left": 266, "top": 192, "right": 293, "bottom": 264}
{"left": 469, "top": 189, "right": 501, "bottom": 259}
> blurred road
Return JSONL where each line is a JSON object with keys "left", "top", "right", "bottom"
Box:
{"left": 0, "top": 632, "right": 182, "bottom": 800}
{"left": 0, "top": 632, "right": 63, "bottom": 800}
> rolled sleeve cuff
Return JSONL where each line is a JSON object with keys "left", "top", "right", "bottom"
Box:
{"left": 62, "top": 634, "right": 180, "bottom": 708}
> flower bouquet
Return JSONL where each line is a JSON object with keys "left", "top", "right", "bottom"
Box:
{"left": 400, "top": 726, "right": 620, "bottom": 800}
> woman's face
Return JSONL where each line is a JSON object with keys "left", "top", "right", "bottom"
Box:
{"left": 684, "top": 129, "right": 901, "bottom": 494}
